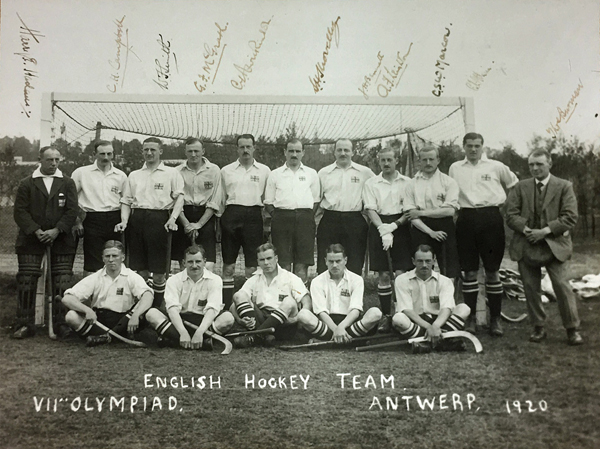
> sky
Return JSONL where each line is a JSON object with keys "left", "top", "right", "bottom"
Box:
{"left": 0, "top": 0, "right": 598, "bottom": 154}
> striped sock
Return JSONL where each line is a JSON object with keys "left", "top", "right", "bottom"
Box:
{"left": 236, "top": 302, "right": 256, "bottom": 320}
{"left": 259, "top": 309, "right": 288, "bottom": 330}
{"left": 461, "top": 278, "right": 479, "bottom": 316}
{"left": 486, "top": 281, "right": 504, "bottom": 318}
{"left": 348, "top": 319, "right": 373, "bottom": 338}
{"left": 222, "top": 279, "right": 234, "bottom": 312}
{"left": 156, "top": 319, "right": 180, "bottom": 342}
{"left": 377, "top": 284, "right": 393, "bottom": 315}
{"left": 444, "top": 313, "right": 466, "bottom": 331}
{"left": 308, "top": 320, "right": 333, "bottom": 341}
{"left": 153, "top": 280, "right": 166, "bottom": 308}
{"left": 398, "top": 321, "right": 422, "bottom": 339}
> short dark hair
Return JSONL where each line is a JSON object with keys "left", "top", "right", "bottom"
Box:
{"left": 418, "top": 144, "right": 439, "bottom": 158}
{"left": 529, "top": 149, "right": 552, "bottom": 163}
{"left": 326, "top": 243, "right": 346, "bottom": 258}
{"left": 335, "top": 138, "right": 353, "bottom": 149}
{"left": 237, "top": 134, "right": 256, "bottom": 146}
{"left": 143, "top": 137, "right": 162, "bottom": 146}
{"left": 287, "top": 138, "right": 303, "bottom": 149}
{"left": 185, "top": 137, "right": 203, "bottom": 146}
{"left": 463, "top": 133, "right": 484, "bottom": 146}
{"left": 39, "top": 146, "right": 57, "bottom": 158}
{"left": 184, "top": 245, "right": 206, "bottom": 259}
{"left": 94, "top": 140, "right": 113, "bottom": 153}
{"left": 378, "top": 146, "right": 398, "bottom": 159}
{"left": 256, "top": 242, "right": 277, "bottom": 256}
{"left": 103, "top": 240, "right": 125, "bottom": 254}
{"left": 414, "top": 244, "right": 435, "bottom": 258}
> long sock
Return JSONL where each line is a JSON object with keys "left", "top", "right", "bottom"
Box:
{"left": 222, "top": 279, "right": 234, "bottom": 312}
{"left": 235, "top": 302, "right": 257, "bottom": 320}
{"left": 486, "top": 281, "right": 504, "bottom": 318}
{"left": 461, "top": 278, "right": 479, "bottom": 316}
{"left": 155, "top": 318, "right": 181, "bottom": 342}
{"left": 307, "top": 320, "right": 333, "bottom": 341}
{"left": 259, "top": 309, "right": 288, "bottom": 330}
{"left": 153, "top": 280, "right": 166, "bottom": 308}
{"left": 74, "top": 320, "right": 107, "bottom": 337}
{"left": 444, "top": 314, "right": 466, "bottom": 331}
{"left": 377, "top": 285, "right": 393, "bottom": 315}
{"left": 348, "top": 319, "right": 374, "bottom": 338}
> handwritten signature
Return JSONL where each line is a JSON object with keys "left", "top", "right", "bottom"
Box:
{"left": 14, "top": 13, "right": 44, "bottom": 118}
{"left": 107, "top": 16, "right": 141, "bottom": 93}
{"left": 309, "top": 17, "right": 341, "bottom": 93}
{"left": 231, "top": 18, "right": 273, "bottom": 90}
{"left": 195, "top": 22, "right": 228, "bottom": 93}
{"left": 432, "top": 25, "right": 452, "bottom": 97}
{"left": 358, "top": 51, "right": 384, "bottom": 100}
{"left": 546, "top": 80, "right": 584, "bottom": 138}
{"left": 154, "top": 34, "right": 178, "bottom": 90}
{"left": 466, "top": 65, "right": 492, "bottom": 91}
{"left": 377, "top": 44, "right": 413, "bottom": 98}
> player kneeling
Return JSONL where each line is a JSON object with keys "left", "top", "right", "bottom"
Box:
{"left": 298, "top": 244, "right": 382, "bottom": 343}
{"left": 146, "top": 245, "right": 234, "bottom": 350}
{"left": 231, "top": 243, "right": 311, "bottom": 347}
{"left": 61, "top": 240, "right": 154, "bottom": 346}
{"left": 392, "top": 245, "right": 470, "bottom": 353}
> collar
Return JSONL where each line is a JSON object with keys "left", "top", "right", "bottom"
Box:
{"left": 536, "top": 175, "right": 550, "bottom": 187}
{"left": 323, "top": 161, "right": 358, "bottom": 173}
{"left": 141, "top": 161, "right": 166, "bottom": 171}
{"left": 92, "top": 161, "right": 117, "bottom": 174}
{"left": 460, "top": 152, "right": 489, "bottom": 165}
{"left": 283, "top": 162, "right": 305, "bottom": 172}
{"left": 100, "top": 265, "right": 130, "bottom": 278}
{"left": 375, "top": 170, "right": 408, "bottom": 183}
{"left": 183, "top": 268, "right": 212, "bottom": 282}
{"left": 234, "top": 159, "right": 259, "bottom": 170}
{"left": 326, "top": 268, "right": 349, "bottom": 282}
{"left": 254, "top": 264, "right": 283, "bottom": 280}
{"left": 414, "top": 168, "right": 440, "bottom": 180}
{"left": 182, "top": 157, "right": 211, "bottom": 172}
{"left": 32, "top": 167, "right": 63, "bottom": 178}
{"left": 407, "top": 268, "right": 439, "bottom": 282}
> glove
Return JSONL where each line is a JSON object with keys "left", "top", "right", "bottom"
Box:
{"left": 377, "top": 223, "right": 398, "bottom": 237}
{"left": 382, "top": 233, "right": 394, "bottom": 251}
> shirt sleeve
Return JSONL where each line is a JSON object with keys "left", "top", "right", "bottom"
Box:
{"left": 263, "top": 170, "right": 276, "bottom": 205}
{"left": 205, "top": 275, "right": 224, "bottom": 312}
{"left": 438, "top": 276, "right": 456, "bottom": 310}
{"left": 206, "top": 169, "right": 224, "bottom": 213}
{"left": 403, "top": 180, "right": 417, "bottom": 211}
{"left": 128, "top": 272, "right": 153, "bottom": 301}
{"left": 164, "top": 276, "right": 182, "bottom": 313}
{"left": 120, "top": 175, "right": 134, "bottom": 205}
{"left": 348, "top": 275, "right": 364, "bottom": 312}
{"left": 71, "top": 168, "right": 82, "bottom": 193}
{"left": 441, "top": 177, "right": 460, "bottom": 210}
{"left": 63, "top": 273, "right": 98, "bottom": 302}
{"left": 289, "top": 273, "right": 309, "bottom": 303}
{"left": 310, "top": 276, "right": 329, "bottom": 315}
{"left": 499, "top": 164, "right": 519, "bottom": 189}
{"left": 311, "top": 169, "right": 321, "bottom": 204}
{"left": 171, "top": 170, "right": 185, "bottom": 199}
{"left": 238, "top": 276, "right": 256, "bottom": 300}
{"left": 361, "top": 180, "right": 378, "bottom": 211}
{"left": 395, "top": 276, "right": 414, "bottom": 313}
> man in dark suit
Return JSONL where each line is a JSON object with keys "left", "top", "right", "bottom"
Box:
{"left": 506, "top": 149, "right": 582, "bottom": 345}
{"left": 12, "top": 146, "right": 79, "bottom": 338}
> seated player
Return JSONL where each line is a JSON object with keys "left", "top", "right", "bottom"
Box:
{"left": 392, "top": 245, "right": 470, "bottom": 353}
{"left": 146, "top": 245, "right": 234, "bottom": 350}
{"left": 297, "top": 244, "right": 382, "bottom": 343}
{"left": 61, "top": 240, "right": 154, "bottom": 346}
{"left": 231, "top": 243, "right": 311, "bottom": 347}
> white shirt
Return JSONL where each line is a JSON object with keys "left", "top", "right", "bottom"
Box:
{"left": 221, "top": 160, "right": 270, "bottom": 206}
{"left": 239, "top": 265, "right": 308, "bottom": 310}
{"left": 310, "top": 268, "right": 364, "bottom": 316}
{"left": 395, "top": 269, "right": 455, "bottom": 315}
{"left": 362, "top": 171, "right": 411, "bottom": 215}
{"left": 448, "top": 154, "right": 518, "bottom": 208}
{"left": 32, "top": 167, "right": 63, "bottom": 194}
{"left": 71, "top": 162, "right": 127, "bottom": 212}
{"left": 177, "top": 158, "right": 223, "bottom": 212}
{"left": 264, "top": 163, "right": 320, "bottom": 209}
{"left": 319, "top": 162, "right": 375, "bottom": 212}
{"left": 121, "top": 162, "right": 185, "bottom": 210}
{"left": 63, "top": 266, "right": 152, "bottom": 313}
{"left": 164, "top": 269, "right": 223, "bottom": 315}
{"left": 404, "top": 169, "right": 460, "bottom": 211}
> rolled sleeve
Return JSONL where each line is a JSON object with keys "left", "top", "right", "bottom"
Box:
{"left": 64, "top": 273, "right": 97, "bottom": 302}
{"left": 205, "top": 276, "right": 224, "bottom": 312}
{"left": 164, "top": 277, "right": 183, "bottom": 313}
{"left": 120, "top": 178, "right": 134, "bottom": 206}
{"left": 290, "top": 275, "right": 309, "bottom": 303}
{"left": 403, "top": 181, "right": 417, "bottom": 211}
{"left": 206, "top": 174, "right": 224, "bottom": 213}
{"left": 361, "top": 181, "right": 378, "bottom": 211}
{"left": 441, "top": 177, "right": 460, "bottom": 210}
{"left": 263, "top": 174, "right": 276, "bottom": 206}
{"left": 501, "top": 165, "right": 519, "bottom": 189}
{"left": 348, "top": 279, "right": 364, "bottom": 312}
{"left": 310, "top": 171, "right": 321, "bottom": 204}
{"left": 128, "top": 273, "right": 153, "bottom": 301}
{"left": 310, "top": 280, "right": 329, "bottom": 315}
{"left": 438, "top": 276, "right": 456, "bottom": 310}
{"left": 395, "top": 277, "right": 413, "bottom": 313}
{"left": 170, "top": 171, "right": 185, "bottom": 199}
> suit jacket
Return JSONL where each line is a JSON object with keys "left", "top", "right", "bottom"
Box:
{"left": 13, "top": 174, "right": 78, "bottom": 255}
{"left": 506, "top": 174, "right": 578, "bottom": 262}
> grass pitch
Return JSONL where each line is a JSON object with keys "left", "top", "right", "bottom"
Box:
{"left": 1, "top": 242, "right": 600, "bottom": 449}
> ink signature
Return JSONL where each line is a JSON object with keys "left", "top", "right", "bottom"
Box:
{"left": 432, "top": 25, "right": 452, "bottom": 97}
{"left": 107, "top": 16, "right": 141, "bottom": 93}
{"left": 154, "top": 34, "right": 178, "bottom": 90}
{"left": 358, "top": 51, "right": 384, "bottom": 100}
{"left": 546, "top": 80, "right": 584, "bottom": 138}
{"left": 377, "top": 44, "right": 413, "bottom": 98}
{"left": 195, "top": 22, "right": 228, "bottom": 93}
{"left": 14, "top": 13, "right": 44, "bottom": 118}
{"left": 466, "top": 66, "right": 492, "bottom": 91}
{"left": 231, "top": 18, "right": 273, "bottom": 90}
{"left": 309, "top": 17, "right": 341, "bottom": 93}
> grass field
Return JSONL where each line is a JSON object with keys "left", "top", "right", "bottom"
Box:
{"left": 1, "top": 241, "right": 600, "bottom": 449}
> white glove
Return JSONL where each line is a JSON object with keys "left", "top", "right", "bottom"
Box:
{"left": 381, "top": 233, "right": 394, "bottom": 251}
{"left": 378, "top": 223, "right": 398, "bottom": 237}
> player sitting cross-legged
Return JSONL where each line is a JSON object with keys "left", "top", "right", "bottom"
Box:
{"left": 392, "top": 245, "right": 470, "bottom": 354}
{"left": 61, "top": 240, "right": 154, "bottom": 346}
{"left": 297, "top": 244, "right": 382, "bottom": 343}
{"left": 146, "top": 245, "right": 234, "bottom": 350}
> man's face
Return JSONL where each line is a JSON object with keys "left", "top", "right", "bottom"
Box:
{"left": 413, "top": 250, "right": 435, "bottom": 279}
{"left": 257, "top": 249, "right": 278, "bottom": 274}
{"left": 185, "top": 142, "right": 204, "bottom": 165}
{"left": 142, "top": 142, "right": 162, "bottom": 164}
{"left": 419, "top": 150, "right": 439, "bottom": 175}
{"left": 463, "top": 138, "right": 483, "bottom": 163}
{"left": 528, "top": 154, "right": 552, "bottom": 181}
{"left": 39, "top": 149, "right": 61, "bottom": 176}
{"left": 285, "top": 142, "right": 304, "bottom": 166}
{"left": 326, "top": 252, "right": 347, "bottom": 276}
{"left": 102, "top": 247, "right": 125, "bottom": 272}
{"left": 378, "top": 150, "right": 396, "bottom": 175}
{"left": 334, "top": 140, "right": 354, "bottom": 164}
{"left": 237, "top": 138, "right": 255, "bottom": 161}
{"left": 185, "top": 251, "right": 206, "bottom": 277}
{"left": 95, "top": 145, "right": 114, "bottom": 166}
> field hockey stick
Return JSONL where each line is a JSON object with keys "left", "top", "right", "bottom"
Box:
{"left": 46, "top": 246, "right": 57, "bottom": 340}
{"left": 183, "top": 320, "right": 233, "bottom": 355}
{"left": 165, "top": 231, "right": 173, "bottom": 277}
{"left": 278, "top": 333, "right": 399, "bottom": 351}
{"left": 386, "top": 249, "right": 397, "bottom": 305}
{"left": 500, "top": 311, "right": 528, "bottom": 323}
{"left": 120, "top": 231, "right": 129, "bottom": 267}
{"left": 95, "top": 321, "right": 147, "bottom": 348}
{"left": 356, "top": 330, "right": 483, "bottom": 353}
{"left": 441, "top": 243, "right": 447, "bottom": 277}
{"left": 225, "top": 327, "right": 275, "bottom": 339}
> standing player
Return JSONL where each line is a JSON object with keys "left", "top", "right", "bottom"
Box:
{"left": 404, "top": 145, "right": 460, "bottom": 279}
{"left": 173, "top": 137, "right": 223, "bottom": 274}
{"left": 12, "top": 146, "right": 78, "bottom": 338}
{"left": 317, "top": 139, "right": 374, "bottom": 274}
{"left": 362, "top": 146, "right": 412, "bottom": 330}
{"left": 146, "top": 245, "right": 234, "bottom": 349}
{"left": 297, "top": 244, "right": 382, "bottom": 343}
{"left": 115, "top": 137, "right": 185, "bottom": 308}
{"left": 449, "top": 133, "right": 518, "bottom": 336}
{"left": 392, "top": 245, "right": 470, "bottom": 353}
{"left": 71, "top": 140, "right": 127, "bottom": 274}
{"left": 220, "top": 134, "right": 270, "bottom": 308}
{"left": 231, "top": 243, "right": 311, "bottom": 347}
{"left": 264, "top": 139, "right": 320, "bottom": 283}
{"left": 61, "top": 240, "right": 153, "bottom": 346}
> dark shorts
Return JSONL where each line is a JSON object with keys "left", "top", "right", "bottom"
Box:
{"left": 455, "top": 207, "right": 505, "bottom": 273}
{"left": 270, "top": 208, "right": 315, "bottom": 266}
{"left": 409, "top": 216, "right": 460, "bottom": 278}
{"left": 368, "top": 214, "right": 413, "bottom": 273}
{"left": 95, "top": 308, "right": 128, "bottom": 330}
{"left": 83, "top": 211, "right": 122, "bottom": 272}
{"left": 220, "top": 205, "right": 264, "bottom": 267}
{"left": 172, "top": 205, "right": 217, "bottom": 262}
{"left": 128, "top": 209, "right": 170, "bottom": 274}
{"left": 316, "top": 210, "right": 368, "bottom": 275}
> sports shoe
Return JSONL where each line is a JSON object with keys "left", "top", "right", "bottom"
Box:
{"left": 529, "top": 327, "right": 547, "bottom": 343}
{"left": 464, "top": 316, "right": 477, "bottom": 335}
{"left": 233, "top": 334, "right": 258, "bottom": 348}
{"left": 12, "top": 324, "right": 35, "bottom": 339}
{"left": 377, "top": 315, "right": 393, "bottom": 334}
{"left": 566, "top": 329, "right": 583, "bottom": 346}
{"left": 57, "top": 323, "right": 75, "bottom": 340}
{"left": 489, "top": 317, "right": 504, "bottom": 337}
{"left": 202, "top": 337, "right": 213, "bottom": 351}
{"left": 86, "top": 334, "right": 112, "bottom": 347}
{"left": 262, "top": 334, "right": 276, "bottom": 347}
{"left": 437, "top": 339, "right": 467, "bottom": 352}
{"left": 411, "top": 341, "right": 432, "bottom": 354}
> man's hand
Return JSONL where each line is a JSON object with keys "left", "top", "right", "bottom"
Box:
{"left": 241, "top": 316, "right": 256, "bottom": 330}
{"left": 429, "top": 230, "right": 448, "bottom": 242}
{"left": 425, "top": 324, "right": 442, "bottom": 347}
{"left": 524, "top": 227, "right": 549, "bottom": 244}
{"left": 127, "top": 315, "right": 140, "bottom": 334}
{"left": 84, "top": 308, "right": 97, "bottom": 325}
{"left": 164, "top": 217, "right": 178, "bottom": 232}
{"left": 378, "top": 223, "right": 397, "bottom": 237}
{"left": 332, "top": 326, "right": 352, "bottom": 344}
{"left": 405, "top": 209, "right": 422, "bottom": 220}
{"left": 114, "top": 222, "right": 127, "bottom": 233}
{"left": 72, "top": 222, "right": 85, "bottom": 239}
{"left": 37, "top": 228, "right": 60, "bottom": 244}
{"left": 179, "top": 331, "right": 192, "bottom": 349}
{"left": 381, "top": 233, "right": 394, "bottom": 250}
{"left": 191, "top": 331, "right": 204, "bottom": 350}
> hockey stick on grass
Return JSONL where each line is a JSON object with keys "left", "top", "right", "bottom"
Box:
{"left": 356, "top": 330, "right": 483, "bottom": 353}
{"left": 95, "top": 321, "right": 147, "bottom": 348}
{"left": 225, "top": 327, "right": 275, "bottom": 339}
{"left": 183, "top": 320, "right": 233, "bottom": 355}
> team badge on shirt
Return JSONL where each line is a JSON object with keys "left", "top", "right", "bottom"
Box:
{"left": 111, "top": 186, "right": 120, "bottom": 194}
{"left": 250, "top": 175, "right": 260, "bottom": 182}
{"left": 429, "top": 295, "right": 440, "bottom": 304}
{"left": 299, "top": 176, "right": 306, "bottom": 182}
{"left": 204, "top": 181, "right": 213, "bottom": 189}
{"left": 154, "top": 183, "right": 164, "bottom": 190}
{"left": 278, "top": 293, "right": 287, "bottom": 301}
{"left": 351, "top": 176, "right": 360, "bottom": 183}
{"left": 481, "top": 174, "right": 491, "bottom": 181}
{"left": 436, "top": 193, "right": 446, "bottom": 202}
{"left": 341, "top": 289, "right": 351, "bottom": 297}
{"left": 197, "top": 299, "right": 207, "bottom": 307}
{"left": 116, "top": 288, "right": 124, "bottom": 296}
